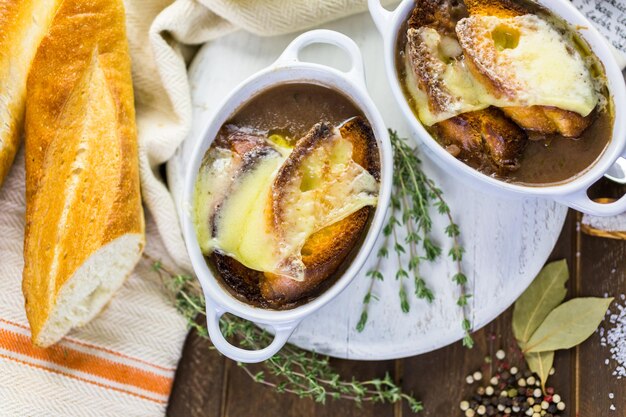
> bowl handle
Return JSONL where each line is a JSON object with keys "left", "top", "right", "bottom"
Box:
{"left": 205, "top": 301, "right": 299, "bottom": 363}
{"left": 368, "top": 0, "right": 395, "bottom": 34}
{"left": 605, "top": 156, "right": 626, "bottom": 185}
{"left": 274, "top": 29, "right": 366, "bottom": 89}
{"left": 557, "top": 186, "right": 626, "bottom": 217}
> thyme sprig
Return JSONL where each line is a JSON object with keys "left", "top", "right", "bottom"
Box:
{"left": 150, "top": 258, "right": 423, "bottom": 413}
{"left": 357, "top": 130, "right": 474, "bottom": 348}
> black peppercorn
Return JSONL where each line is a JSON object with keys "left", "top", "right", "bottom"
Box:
{"left": 460, "top": 358, "right": 566, "bottom": 416}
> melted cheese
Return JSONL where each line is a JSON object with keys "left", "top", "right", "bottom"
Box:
{"left": 460, "top": 14, "right": 598, "bottom": 115}
{"left": 406, "top": 28, "right": 493, "bottom": 126}
{"left": 272, "top": 131, "right": 379, "bottom": 280}
{"left": 410, "top": 14, "right": 599, "bottom": 126}
{"left": 193, "top": 131, "right": 378, "bottom": 281}
{"left": 193, "top": 148, "right": 239, "bottom": 253}
{"left": 213, "top": 151, "right": 286, "bottom": 272}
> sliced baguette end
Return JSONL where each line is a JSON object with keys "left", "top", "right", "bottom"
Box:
{"left": 32, "top": 234, "right": 144, "bottom": 348}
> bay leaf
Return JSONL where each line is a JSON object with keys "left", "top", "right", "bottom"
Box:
{"left": 513, "top": 260, "right": 569, "bottom": 344}
{"left": 525, "top": 297, "right": 613, "bottom": 353}
{"left": 524, "top": 351, "right": 554, "bottom": 391}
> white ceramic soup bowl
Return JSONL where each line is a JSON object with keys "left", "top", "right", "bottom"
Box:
{"left": 369, "top": 0, "right": 626, "bottom": 216}
{"left": 181, "top": 30, "right": 392, "bottom": 363}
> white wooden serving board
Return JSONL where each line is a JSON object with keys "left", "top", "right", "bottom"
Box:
{"left": 168, "top": 11, "right": 567, "bottom": 360}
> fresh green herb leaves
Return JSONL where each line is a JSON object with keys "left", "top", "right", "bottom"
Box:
{"left": 150, "top": 257, "right": 423, "bottom": 413}
{"left": 512, "top": 260, "right": 613, "bottom": 390}
{"left": 358, "top": 130, "right": 473, "bottom": 348}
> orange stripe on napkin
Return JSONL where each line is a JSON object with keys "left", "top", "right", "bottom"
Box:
{"left": 0, "top": 318, "right": 175, "bottom": 372}
{"left": 0, "top": 352, "right": 168, "bottom": 404}
{"left": 0, "top": 327, "right": 173, "bottom": 397}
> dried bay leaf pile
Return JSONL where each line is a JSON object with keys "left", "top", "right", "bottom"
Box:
{"left": 512, "top": 260, "right": 613, "bottom": 390}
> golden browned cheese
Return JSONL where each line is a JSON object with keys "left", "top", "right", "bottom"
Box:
{"left": 463, "top": 0, "right": 526, "bottom": 18}
{"left": 0, "top": 0, "right": 61, "bottom": 187}
{"left": 22, "top": 0, "right": 144, "bottom": 344}
{"left": 456, "top": 3, "right": 597, "bottom": 137}
{"left": 260, "top": 117, "right": 380, "bottom": 304}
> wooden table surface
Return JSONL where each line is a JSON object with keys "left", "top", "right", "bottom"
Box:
{"left": 167, "top": 177, "right": 626, "bottom": 417}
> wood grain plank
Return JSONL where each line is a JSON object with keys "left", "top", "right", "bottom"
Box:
{"left": 575, "top": 179, "right": 626, "bottom": 417}
{"left": 167, "top": 330, "right": 225, "bottom": 417}
{"left": 221, "top": 358, "right": 396, "bottom": 417}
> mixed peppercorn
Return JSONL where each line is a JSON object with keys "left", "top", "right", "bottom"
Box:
{"left": 460, "top": 350, "right": 566, "bottom": 417}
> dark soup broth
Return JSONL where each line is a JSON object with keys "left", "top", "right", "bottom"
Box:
{"left": 229, "top": 83, "right": 365, "bottom": 143}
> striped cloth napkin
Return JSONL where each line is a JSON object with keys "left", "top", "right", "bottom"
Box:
{"left": 0, "top": 150, "right": 188, "bottom": 416}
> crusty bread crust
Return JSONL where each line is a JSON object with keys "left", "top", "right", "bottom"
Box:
{"left": 502, "top": 106, "right": 595, "bottom": 138}
{"left": 435, "top": 107, "right": 527, "bottom": 171}
{"left": 406, "top": 27, "right": 459, "bottom": 118}
{"left": 22, "top": 0, "right": 144, "bottom": 346}
{"left": 407, "top": 0, "right": 465, "bottom": 35}
{"left": 0, "top": 0, "right": 62, "bottom": 188}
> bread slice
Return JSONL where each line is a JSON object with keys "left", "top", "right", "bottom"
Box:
{"left": 210, "top": 117, "right": 380, "bottom": 306}
{"left": 502, "top": 105, "right": 595, "bottom": 138}
{"left": 0, "top": 0, "right": 62, "bottom": 188}
{"left": 261, "top": 117, "right": 380, "bottom": 304}
{"left": 22, "top": 0, "right": 144, "bottom": 348}
{"left": 407, "top": 0, "right": 466, "bottom": 36}
{"left": 435, "top": 107, "right": 527, "bottom": 172}
{"left": 405, "top": 0, "right": 493, "bottom": 127}
{"left": 456, "top": 13, "right": 598, "bottom": 136}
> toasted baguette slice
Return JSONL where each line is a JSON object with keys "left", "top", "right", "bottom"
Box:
{"left": 260, "top": 117, "right": 380, "bottom": 304}
{"left": 0, "top": 0, "right": 62, "bottom": 187}
{"left": 405, "top": 1, "right": 492, "bottom": 126}
{"left": 502, "top": 106, "right": 595, "bottom": 138}
{"left": 435, "top": 107, "right": 527, "bottom": 172}
{"left": 406, "top": 26, "right": 484, "bottom": 126}
{"left": 23, "top": 0, "right": 144, "bottom": 347}
{"left": 407, "top": 0, "right": 466, "bottom": 36}
{"left": 460, "top": 1, "right": 597, "bottom": 137}
{"left": 456, "top": 13, "right": 598, "bottom": 136}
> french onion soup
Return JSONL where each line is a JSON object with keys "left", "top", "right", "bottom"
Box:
{"left": 192, "top": 83, "right": 381, "bottom": 309}
{"left": 397, "top": 0, "right": 614, "bottom": 185}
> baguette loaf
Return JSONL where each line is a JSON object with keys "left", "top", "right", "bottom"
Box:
{"left": 0, "top": 0, "right": 62, "bottom": 187}
{"left": 23, "top": 0, "right": 145, "bottom": 347}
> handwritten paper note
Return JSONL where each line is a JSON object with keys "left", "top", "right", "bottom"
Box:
{"left": 573, "top": 0, "right": 626, "bottom": 54}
